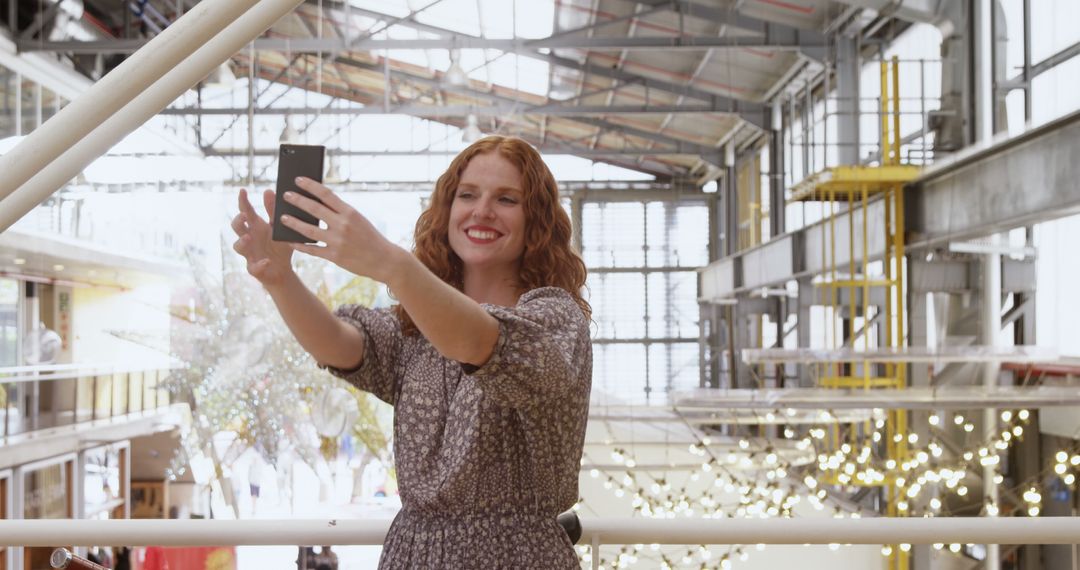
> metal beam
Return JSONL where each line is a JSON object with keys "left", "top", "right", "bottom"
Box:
{"left": 316, "top": 1, "right": 767, "bottom": 125}
{"left": 535, "top": 51, "right": 765, "bottom": 127}
{"left": 565, "top": 116, "right": 723, "bottom": 161}
{"left": 17, "top": 35, "right": 824, "bottom": 54}
{"left": 909, "top": 107, "right": 1080, "bottom": 248}
{"left": 615, "top": 0, "right": 826, "bottom": 43}
{"left": 999, "top": 39, "right": 1080, "bottom": 90}
{"left": 27, "top": 37, "right": 768, "bottom": 125}
{"left": 201, "top": 147, "right": 693, "bottom": 159}
{"left": 701, "top": 109, "right": 1080, "bottom": 305}
{"left": 159, "top": 103, "right": 748, "bottom": 116}
{"left": 329, "top": 55, "right": 724, "bottom": 161}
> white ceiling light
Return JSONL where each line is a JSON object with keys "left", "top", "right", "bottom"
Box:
{"left": 324, "top": 155, "right": 341, "bottom": 183}
{"left": 279, "top": 116, "right": 299, "bottom": 143}
{"left": 462, "top": 114, "right": 483, "bottom": 143}
{"left": 444, "top": 49, "right": 468, "bottom": 87}
{"left": 204, "top": 62, "right": 236, "bottom": 89}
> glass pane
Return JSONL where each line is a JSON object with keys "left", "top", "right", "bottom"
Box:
{"left": 647, "top": 271, "right": 700, "bottom": 339}
{"left": 0, "top": 68, "right": 15, "bottom": 138}
{"left": 47, "top": 378, "right": 77, "bottom": 428}
{"left": 94, "top": 375, "right": 112, "bottom": 418}
{"left": 648, "top": 343, "right": 700, "bottom": 393}
{"left": 112, "top": 373, "right": 128, "bottom": 416}
{"left": 588, "top": 273, "right": 646, "bottom": 339}
{"left": 84, "top": 446, "right": 123, "bottom": 518}
{"left": 645, "top": 201, "right": 710, "bottom": 268}
{"left": 23, "top": 462, "right": 68, "bottom": 519}
{"left": 128, "top": 372, "right": 143, "bottom": 413}
{"left": 0, "top": 279, "right": 16, "bottom": 367}
{"left": 593, "top": 343, "right": 647, "bottom": 399}
{"left": 144, "top": 370, "right": 159, "bottom": 410}
{"left": 19, "top": 77, "right": 35, "bottom": 136}
{"left": 77, "top": 376, "right": 94, "bottom": 422}
{"left": 582, "top": 202, "right": 645, "bottom": 267}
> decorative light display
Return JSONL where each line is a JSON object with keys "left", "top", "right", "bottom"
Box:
{"left": 575, "top": 404, "right": 1075, "bottom": 569}
{"left": 110, "top": 250, "right": 393, "bottom": 494}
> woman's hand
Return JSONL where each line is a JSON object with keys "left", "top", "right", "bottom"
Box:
{"left": 278, "top": 177, "right": 407, "bottom": 284}
{"left": 231, "top": 188, "right": 296, "bottom": 288}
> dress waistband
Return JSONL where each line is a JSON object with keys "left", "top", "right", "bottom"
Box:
{"left": 397, "top": 506, "right": 555, "bottom": 525}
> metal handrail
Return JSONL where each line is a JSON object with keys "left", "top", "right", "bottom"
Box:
{"left": 0, "top": 362, "right": 181, "bottom": 385}
{"left": 2, "top": 517, "right": 1080, "bottom": 547}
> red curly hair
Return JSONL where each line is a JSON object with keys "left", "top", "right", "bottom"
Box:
{"left": 392, "top": 136, "right": 590, "bottom": 335}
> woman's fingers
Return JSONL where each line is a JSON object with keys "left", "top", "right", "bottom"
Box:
{"left": 262, "top": 189, "right": 276, "bottom": 220}
{"left": 283, "top": 190, "right": 338, "bottom": 224}
{"left": 238, "top": 189, "right": 272, "bottom": 232}
{"left": 281, "top": 214, "right": 327, "bottom": 243}
{"left": 230, "top": 213, "right": 247, "bottom": 236}
{"left": 238, "top": 189, "right": 256, "bottom": 217}
{"left": 295, "top": 177, "right": 350, "bottom": 213}
{"left": 232, "top": 234, "right": 258, "bottom": 259}
{"left": 289, "top": 242, "right": 326, "bottom": 260}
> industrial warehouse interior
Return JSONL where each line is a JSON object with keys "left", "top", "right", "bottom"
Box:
{"left": 2, "top": 0, "right": 1080, "bottom": 568}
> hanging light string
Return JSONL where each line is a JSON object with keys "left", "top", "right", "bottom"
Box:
{"left": 576, "top": 407, "right": 1050, "bottom": 569}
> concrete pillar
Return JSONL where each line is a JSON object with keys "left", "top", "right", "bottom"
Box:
{"left": 835, "top": 35, "right": 861, "bottom": 165}
{"left": 768, "top": 104, "right": 786, "bottom": 240}
{"left": 796, "top": 277, "right": 814, "bottom": 387}
{"left": 723, "top": 142, "right": 738, "bottom": 256}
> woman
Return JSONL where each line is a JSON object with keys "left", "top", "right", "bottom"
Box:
{"left": 230, "top": 136, "right": 592, "bottom": 569}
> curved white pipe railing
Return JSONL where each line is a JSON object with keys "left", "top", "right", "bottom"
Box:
{"left": 2, "top": 517, "right": 1080, "bottom": 547}
{"left": 0, "top": 0, "right": 307, "bottom": 232}
{"left": 0, "top": 0, "right": 261, "bottom": 200}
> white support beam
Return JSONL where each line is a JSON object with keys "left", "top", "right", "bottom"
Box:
{"left": 673, "top": 385, "right": 1080, "bottom": 411}
{"left": 0, "top": 0, "right": 263, "bottom": 203}
{"left": 0, "top": 0, "right": 308, "bottom": 232}
{"left": 742, "top": 346, "right": 1055, "bottom": 365}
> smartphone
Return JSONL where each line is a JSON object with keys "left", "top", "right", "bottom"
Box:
{"left": 272, "top": 144, "right": 326, "bottom": 243}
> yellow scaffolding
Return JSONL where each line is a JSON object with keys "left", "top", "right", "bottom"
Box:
{"left": 789, "top": 56, "right": 918, "bottom": 570}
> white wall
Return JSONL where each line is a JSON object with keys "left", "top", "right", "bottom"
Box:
{"left": 72, "top": 274, "right": 173, "bottom": 367}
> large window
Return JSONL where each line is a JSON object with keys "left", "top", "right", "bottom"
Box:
{"left": 0, "top": 279, "right": 15, "bottom": 366}
{"left": 583, "top": 197, "right": 710, "bottom": 399}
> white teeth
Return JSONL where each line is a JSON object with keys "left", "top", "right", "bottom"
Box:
{"left": 467, "top": 229, "right": 498, "bottom": 240}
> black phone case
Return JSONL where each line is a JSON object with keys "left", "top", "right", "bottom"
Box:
{"left": 272, "top": 144, "right": 326, "bottom": 243}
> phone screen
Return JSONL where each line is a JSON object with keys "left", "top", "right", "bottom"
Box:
{"left": 272, "top": 144, "right": 326, "bottom": 243}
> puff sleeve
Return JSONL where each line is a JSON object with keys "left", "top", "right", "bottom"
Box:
{"left": 462, "top": 287, "right": 590, "bottom": 409}
{"left": 319, "top": 305, "right": 403, "bottom": 406}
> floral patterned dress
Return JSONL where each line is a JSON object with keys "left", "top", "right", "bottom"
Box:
{"left": 323, "top": 287, "right": 592, "bottom": 569}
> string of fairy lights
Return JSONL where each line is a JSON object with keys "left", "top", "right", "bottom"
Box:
{"left": 575, "top": 407, "right": 1079, "bottom": 569}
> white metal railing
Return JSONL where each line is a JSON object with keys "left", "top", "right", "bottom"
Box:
{"left": 2, "top": 517, "right": 1079, "bottom": 546}
{"left": 1, "top": 362, "right": 179, "bottom": 438}
{"left": 0, "top": 362, "right": 182, "bottom": 384}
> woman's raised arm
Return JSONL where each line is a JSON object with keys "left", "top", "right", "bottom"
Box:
{"left": 279, "top": 179, "right": 500, "bottom": 367}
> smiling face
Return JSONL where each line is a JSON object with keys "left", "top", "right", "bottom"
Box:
{"left": 447, "top": 151, "right": 527, "bottom": 278}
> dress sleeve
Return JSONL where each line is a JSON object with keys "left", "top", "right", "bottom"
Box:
{"left": 462, "top": 287, "right": 590, "bottom": 408}
{"left": 318, "top": 305, "right": 403, "bottom": 406}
